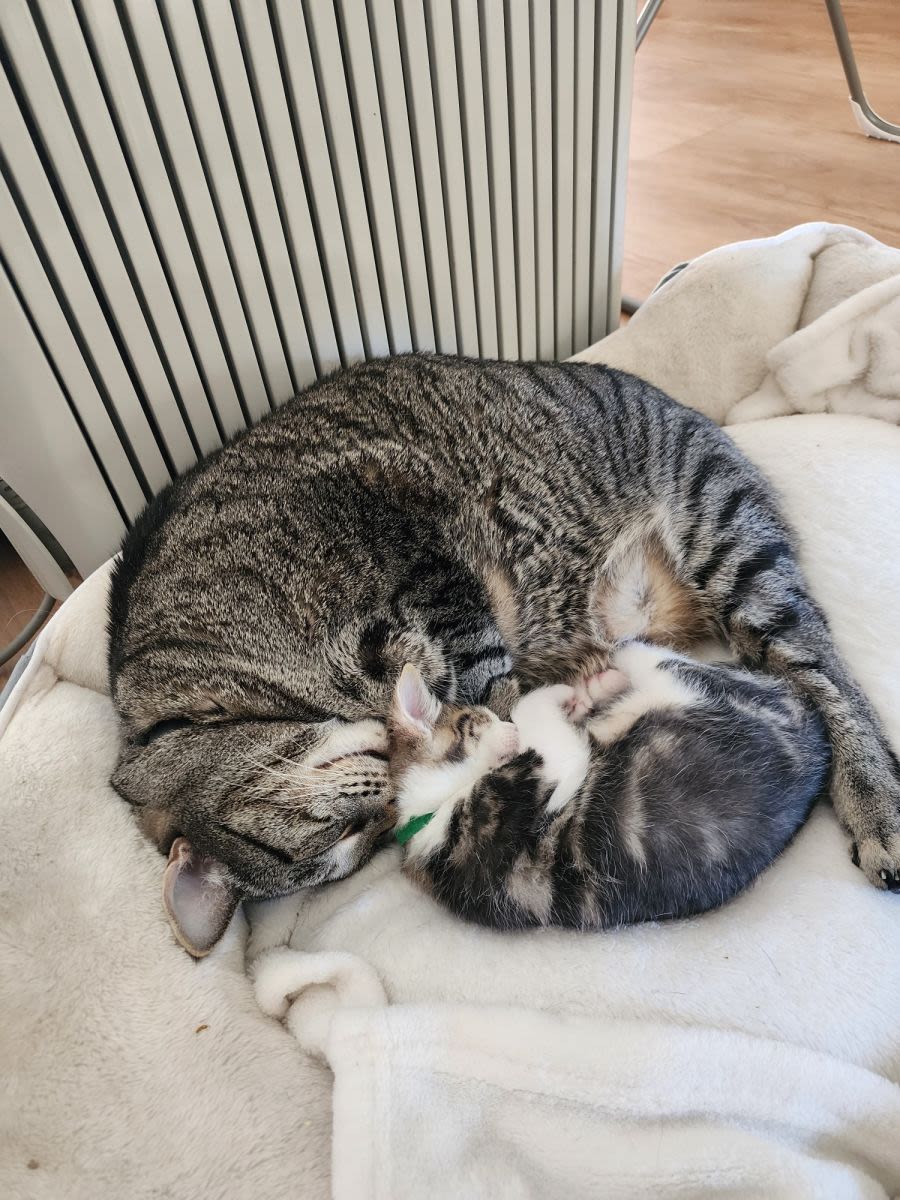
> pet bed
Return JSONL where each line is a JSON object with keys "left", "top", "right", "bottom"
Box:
{"left": 2, "top": 223, "right": 899, "bottom": 1199}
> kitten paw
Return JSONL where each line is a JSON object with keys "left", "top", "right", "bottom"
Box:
{"left": 850, "top": 833, "right": 900, "bottom": 893}
{"left": 566, "top": 670, "right": 628, "bottom": 721}
{"left": 563, "top": 691, "right": 592, "bottom": 721}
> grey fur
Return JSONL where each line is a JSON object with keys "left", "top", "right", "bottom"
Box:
{"left": 108, "top": 353, "right": 900, "bottom": 908}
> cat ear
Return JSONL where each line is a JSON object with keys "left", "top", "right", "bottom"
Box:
{"left": 393, "top": 662, "right": 442, "bottom": 737}
{"left": 135, "top": 804, "right": 178, "bottom": 854}
{"left": 162, "top": 837, "right": 240, "bottom": 958}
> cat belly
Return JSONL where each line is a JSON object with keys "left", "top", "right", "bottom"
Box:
{"left": 592, "top": 531, "right": 715, "bottom": 650}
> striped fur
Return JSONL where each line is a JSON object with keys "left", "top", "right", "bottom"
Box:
{"left": 108, "top": 353, "right": 900, "bottom": 915}
{"left": 394, "top": 643, "right": 830, "bottom": 930}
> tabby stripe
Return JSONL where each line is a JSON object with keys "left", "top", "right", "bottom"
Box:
{"left": 692, "top": 536, "right": 740, "bottom": 590}
{"left": 666, "top": 425, "right": 693, "bottom": 486}
{"left": 561, "top": 367, "right": 627, "bottom": 500}
{"left": 471, "top": 670, "right": 514, "bottom": 705}
{"left": 117, "top": 635, "right": 215, "bottom": 671}
{"left": 679, "top": 511, "right": 705, "bottom": 563}
{"left": 522, "top": 363, "right": 551, "bottom": 402}
{"left": 752, "top": 601, "right": 803, "bottom": 641}
{"left": 444, "top": 803, "right": 465, "bottom": 854}
{"left": 685, "top": 452, "right": 728, "bottom": 508}
{"left": 492, "top": 500, "right": 526, "bottom": 543}
{"left": 453, "top": 647, "right": 510, "bottom": 673}
{"left": 425, "top": 613, "right": 488, "bottom": 644}
{"left": 604, "top": 385, "right": 630, "bottom": 458}
{"left": 715, "top": 487, "right": 752, "bottom": 530}
{"left": 721, "top": 540, "right": 794, "bottom": 619}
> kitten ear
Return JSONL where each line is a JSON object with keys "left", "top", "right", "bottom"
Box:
{"left": 162, "top": 837, "right": 240, "bottom": 958}
{"left": 393, "top": 662, "right": 442, "bottom": 737}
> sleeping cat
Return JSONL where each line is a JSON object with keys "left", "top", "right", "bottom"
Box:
{"left": 107, "top": 353, "right": 900, "bottom": 955}
{"left": 388, "top": 644, "right": 830, "bottom": 930}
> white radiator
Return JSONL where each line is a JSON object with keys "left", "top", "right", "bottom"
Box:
{"left": 0, "top": 0, "right": 635, "bottom": 579}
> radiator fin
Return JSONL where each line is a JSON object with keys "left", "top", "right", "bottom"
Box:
{"left": 1, "top": 0, "right": 634, "bottom": 576}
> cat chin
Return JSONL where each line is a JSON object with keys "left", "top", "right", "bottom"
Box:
{"left": 396, "top": 756, "right": 490, "bottom": 822}
{"left": 396, "top": 763, "right": 458, "bottom": 820}
{"left": 324, "top": 833, "right": 367, "bottom": 880}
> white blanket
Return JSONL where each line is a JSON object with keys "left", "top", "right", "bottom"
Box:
{"left": 2, "top": 223, "right": 900, "bottom": 1199}
{"left": 576, "top": 221, "right": 900, "bottom": 426}
{"left": 0, "top": 565, "right": 333, "bottom": 1200}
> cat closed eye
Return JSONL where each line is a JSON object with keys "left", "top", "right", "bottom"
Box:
{"left": 140, "top": 717, "right": 196, "bottom": 745}
{"left": 140, "top": 706, "right": 232, "bottom": 744}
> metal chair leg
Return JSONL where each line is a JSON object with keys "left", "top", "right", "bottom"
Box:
{"left": 824, "top": 0, "right": 900, "bottom": 143}
{"left": 0, "top": 593, "right": 54, "bottom": 668}
{"left": 636, "top": 0, "right": 665, "bottom": 50}
{"left": 624, "top": 0, "right": 667, "bottom": 316}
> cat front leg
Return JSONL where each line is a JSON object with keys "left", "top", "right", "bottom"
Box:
{"left": 482, "top": 673, "right": 521, "bottom": 720}
{"left": 512, "top": 685, "right": 592, "bottom": 814}
{"left": 685, "top": 491, "right": 900, "bottom": 892}
{"left": 724, "top": 582, "right": 900, "bottom": 892}
{"left": 512, "top": 685, "right": 584, "bottom": 775}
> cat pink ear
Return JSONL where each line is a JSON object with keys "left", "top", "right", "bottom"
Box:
{"left": 162, "top": 837, "right": 240, "bottom": 958}
{"left": 394, "top": 663, "right": 441, "bottom": 736}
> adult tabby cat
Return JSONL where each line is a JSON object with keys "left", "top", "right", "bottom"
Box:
{"left": 108, "top": 354, "right": 900, "bottom": 954}
{"left": 388, "top": 644, "right": 830, "bottom": 930}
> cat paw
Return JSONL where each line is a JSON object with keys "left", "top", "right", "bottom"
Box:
{"left": 563, "top": 688, "right": 592, "bottom": 721}
{"left": 566, "top": 670, "right": 628, "bottom": 720}
{"left": 850, "top": 833, "right": 900, "bottom": 893}
{"left": 485, "top": 675, "right": 521, "bottom": 720}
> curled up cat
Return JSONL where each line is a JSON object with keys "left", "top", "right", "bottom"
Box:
{"left": 109, "top": 354, "right": 900, "bottom": 956}
{"left": 388, "top": 643, "right": 830, "bottom": 931}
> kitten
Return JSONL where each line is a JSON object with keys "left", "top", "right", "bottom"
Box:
{"left": 388, "top": 644, "right": 830, "bottom": 931}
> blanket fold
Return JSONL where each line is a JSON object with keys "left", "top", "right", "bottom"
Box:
{"left": 325, "top": 1006, "right": 900, "bottom": 1200}
{"left": 577, "top": 222, "right": 900, "bottom": 428}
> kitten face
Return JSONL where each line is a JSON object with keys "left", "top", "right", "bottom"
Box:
{"left": 387, "top": 663, "right": 520, "bottom": 816}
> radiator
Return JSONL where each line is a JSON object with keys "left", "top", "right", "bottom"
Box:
{"left": 0, "top": 0, "right": 635, "bottom": 579}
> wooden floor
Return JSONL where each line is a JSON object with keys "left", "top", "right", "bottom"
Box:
{"left": 623, "top": 0, "right": 900, "bottom": 298}
{"left": 1, "top": 536, "right": 51, "bottom": 685}
{"left": 2, "top": 0, "right": 899, "bottom": 683}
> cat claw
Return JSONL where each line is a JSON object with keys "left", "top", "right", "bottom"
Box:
{"left": 850, "top": 837, "right": 900, "bottom": 893}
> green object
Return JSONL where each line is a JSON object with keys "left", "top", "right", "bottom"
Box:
{"left": 394, "top": 812, "right": 435, "bottom": 846}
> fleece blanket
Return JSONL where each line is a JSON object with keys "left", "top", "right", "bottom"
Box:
{"left": 576, "top": 221, "right": 900, "bottom": 426}
{"left": 2, "top": 223, "right": 899, "bottom": 1199}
